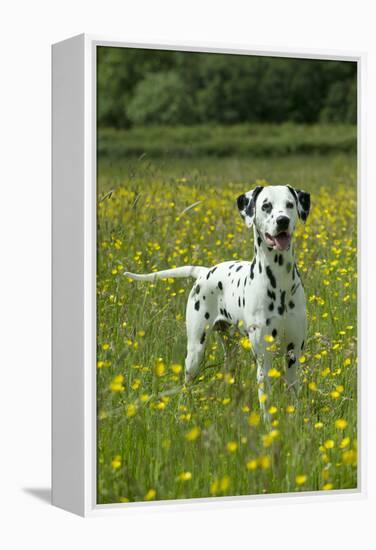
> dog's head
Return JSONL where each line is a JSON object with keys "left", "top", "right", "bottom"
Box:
{"left": 237, "top": 185, "right": 310, "bottom": 251}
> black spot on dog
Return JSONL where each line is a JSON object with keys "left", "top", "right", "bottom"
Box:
{"left": 301, "top": 340, "right": 305, "bottom": 350}
{"left": 223, "top": 309, "right": 229, "bottom": 319}
{"left": 288, "top": 357, "right": 296, "bottom": 368}
{"left": 203, "top": 295, "right": 206, "bottom": 300}
{"left": 250, "top": 258, "right": 256, "bottom": 280}
{"left": 220, "top": 308, "right": 224, "bottom": 315}
{"left": 218, "top": 281, "right": 223, "bottom": 290}
{"left": 269, "top": 302, "right": 274, "bottom": 311}
{"left": 236, "top": 265, "right": 243, "bottom": 272}
{"left": 243, "top": 297, "right": 245, "bottom": 307}
{"left": 195, "top": 285, "right": 200, "bottom": 294}
{"left": 278, "top": 254, "right": 283, "bottom": 266}
{"left": 200, "top": 332, "right": 206, "bottom": 345}
{"left": 289, "top": 300, "right": 295, "bottom": 309}
{"left": 287, "top": 342, "right": 294, "bottom": 352}
{"left": 259, "top": 262, "right": 262, "bottom": 274}
{"left": 274, "top": 254, "right": 278, "bottom": 263}
{"left": 266, "top": 266, "right": 276, "bottom": 288}
{"left": 266, "top": 318, "right": 271, "bottom": 326}
{"left": 205, "top": 312, "right": 210, "bottom": 319}
{"left": 272, "top": 329, "right": 277, "bottom": 338}
{"left": 257, "top": 236, "right": 262, "bottom": 247}
{"left": 237, "top": 279, "right": 240, "bottom": 288}
{"left": 195, "top": 301, "right": 200, "bottom": 311}
{"left": 238, "top": 297, "right": 241, "bottom": 307}
{"left": 278, "top": 291, "right": 286, "bottom": 315}
{"left": 244, "top": 277, "right": 247, "bottom": 286}
{"left": 267, "top": 289, "right": 276, "bottom": 301}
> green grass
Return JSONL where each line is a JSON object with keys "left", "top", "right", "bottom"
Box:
{"left": 98, "top": 123, "right": 356, "bottom": 159}
{"left": 97, "top": 152, "right": 357, "bottom": 504}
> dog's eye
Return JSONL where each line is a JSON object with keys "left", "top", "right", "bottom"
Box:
{"left": 262, "top": 202, "right": 272, "bottom": 212}
{"left": 286, "top": 201, "right": 294, "bottom": 209}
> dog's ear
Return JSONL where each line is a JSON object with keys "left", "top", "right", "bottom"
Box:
{"left": 237, "top": 186, "right": 263, "bottom": 228}
{"left": 287, "top": 186, "right": 311, "bottom": 222}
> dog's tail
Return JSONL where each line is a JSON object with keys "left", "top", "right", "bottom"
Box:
{"left": 124, "top": 265, "right": 208, "bottom": 282}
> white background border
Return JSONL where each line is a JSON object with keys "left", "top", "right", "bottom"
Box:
{"left": 2, "top": 1, "right": 375, "bottom": 548}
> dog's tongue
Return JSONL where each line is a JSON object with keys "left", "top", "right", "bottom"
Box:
{"left": 274, "top": 233, "right": 290, "bottom": 251}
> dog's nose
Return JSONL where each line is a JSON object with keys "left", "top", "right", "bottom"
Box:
{"left": 276, "top": 215, "right": 290, "bottom": 231}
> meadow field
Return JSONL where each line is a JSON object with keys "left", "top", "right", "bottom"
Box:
{"left": 96, "top": 148, "right": 357, "bottom": 504}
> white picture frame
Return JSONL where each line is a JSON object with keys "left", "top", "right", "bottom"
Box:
{"left": 52, "top": 33, "right": 366, "bottom": 517}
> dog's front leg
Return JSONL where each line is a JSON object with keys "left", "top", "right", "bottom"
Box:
{"left": 256, "top": 353, "right": 272, "bottom": 420}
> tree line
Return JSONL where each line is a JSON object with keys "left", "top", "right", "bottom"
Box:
{"left": 97, "top": 47, "right": 356, "bottom": 128}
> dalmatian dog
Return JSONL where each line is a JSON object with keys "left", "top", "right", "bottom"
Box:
{"left": 125, "top": 185, "right": 310, "bottom": 414}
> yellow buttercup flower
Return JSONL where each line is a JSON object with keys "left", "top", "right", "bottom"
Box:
{"left": 178, "top": 471, "right": 192, "bottom": 481}
{"left": 185, "top": 426, "right": 201, "bottom": 441}
{"left": 110, "top": 374, "right": 125, "bottom": 392}
{"left": 111, "top": 455, "right": 122, "bottom": 470}
{"left": 227, "top": 441, "right": 238, "bottom": 453}
{"left": 248, "top": 411, "right": 261, "bottom": 426}
{"left": 240, "top": 337, "right": 252, "bottom": 350}
{"left": 144, "top": 489, "right": 156, "bottom": 501}
{"left": 171, "top": 363, "right": 183, "bottom": 374}
{"left": 155, "top": 359, "right": 166, "bottom": 377}
{"left": 219, "top": 476, "right": 230, "bottom": 491}
{"left": 259, "top": 456, "right": 271, "bottom": 470}
{"left": 295, "top": 474, "right": 307, "bottom": 486}
{"left": 126, "top": 404, "right": 137, "bottom": 417}
{"left": 131, "top": 378, "right": 141, "bottom": 390}
{"left": 262, "top": 434, "right": 273, "bottom": 448}
{"left": 340, "top": 437, "right": 350, "bottom": 449}
{"left": 342, "top": 450, "right": 357, "bottom": 466}
{"left": 210, "top": 479, "right": 219, "bottom": 495}
{"left": 268, "top": 368, "right": 281, "bottom": 378}
{"left": 335, "top": 418, "right": 348, "bottom": 430}
{"left": 246, "top": 459, "right": 258, "bottom": 471}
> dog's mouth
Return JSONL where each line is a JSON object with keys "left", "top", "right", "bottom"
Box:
{"left": 265, "top": 231, "right": 291, "bottom": 251}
